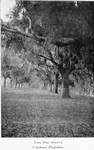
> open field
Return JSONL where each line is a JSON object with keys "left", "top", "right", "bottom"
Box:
{"left": 1, "top": 87, "right": 94, "bottom": 137}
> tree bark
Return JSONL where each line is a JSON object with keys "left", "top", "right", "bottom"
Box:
{"left": 61, "top": 74, "right": 71, "bottom": 98}
{"left": 4, "top": 77, "right": 6, "bottom": 87}
{"left": 54, "top": 72, "right": 59, "bottom": 93}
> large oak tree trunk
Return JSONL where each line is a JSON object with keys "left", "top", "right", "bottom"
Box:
{"left": 54, "top": 72, "right": 59, "bottom": 93}
{"left": 61, "top": 74, "right": 70, "bottom": 98}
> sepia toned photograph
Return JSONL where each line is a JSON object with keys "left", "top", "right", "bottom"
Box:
{"left": 1, "top": 0, "right": 94, "bottom": 138}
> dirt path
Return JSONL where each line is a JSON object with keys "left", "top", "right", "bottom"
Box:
{"left": 1, "top": 87, "right": 94, "bottom": 137}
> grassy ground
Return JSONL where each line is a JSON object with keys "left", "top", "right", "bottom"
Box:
{"left": 1, "top": 87, "right": 94, "bottom": 137}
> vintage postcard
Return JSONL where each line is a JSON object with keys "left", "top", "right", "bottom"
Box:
{"left": 1, "top": 0, "right": 94, "bottom": 150}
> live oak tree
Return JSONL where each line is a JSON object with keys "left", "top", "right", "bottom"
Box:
{"left": 1, "top": 1, "right": 94, "bottom": 98}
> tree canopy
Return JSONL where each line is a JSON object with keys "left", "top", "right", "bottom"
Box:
{"left": 1, "top": 1, "right": 94, "bottom": 97}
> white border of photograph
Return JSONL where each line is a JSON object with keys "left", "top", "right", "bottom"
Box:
{"left": 0, "top": 0, "right": 94, "bottom": 150}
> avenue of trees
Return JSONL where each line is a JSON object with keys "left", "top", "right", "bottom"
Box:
{"left": 1, "top": 1, "right": 94, "bottom": 98}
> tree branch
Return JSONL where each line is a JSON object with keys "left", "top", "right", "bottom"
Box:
{"left": 52, "top": 38, "right": 75, "bottom": 47}
{"left": 72, "top": 68, "right": 92, "bottom": 81}
{"left": 1, "top": 25, "right": 84, "bottom": 48}
{"left": 2, "top": 24, "right": 94, "bottom": 49}
{"left": 31, "top": 51, "right": 58, "bottom": 66}
{"left": 1, "top": 25, "right": 46, "bottom": 41}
